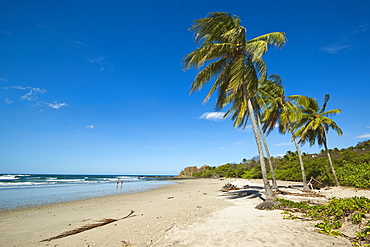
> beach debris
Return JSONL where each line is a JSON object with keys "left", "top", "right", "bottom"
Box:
{"left": 307, "top": 177, "right": 332, "bottom": 190}
{"left": 40, "top": 210, "right": 135, "bottom": 242}
{"left": 275, "top": 189, "right": 325, "bottom": 198}
{"left": 167, "top": 196, "right": 174, "bottom": 199}
{"left": 220, "top": 183, "right": 240, "bottom": 192}
{"left": 121, "top": 240, "right": 132, "bottom": 247}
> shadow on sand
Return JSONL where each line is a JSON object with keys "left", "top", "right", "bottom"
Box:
{"left": 219, "top": 185, "right": 265, "bottom": 201}
{"left": 219, "top": 183, "right": 306, "bottom": 201}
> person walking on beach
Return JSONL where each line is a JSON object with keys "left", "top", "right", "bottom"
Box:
{"left": 116, "top": 180, "right": 119, "bottom": 189}
{"left": 120, "top": 180, "right": 124, "bottom": 189}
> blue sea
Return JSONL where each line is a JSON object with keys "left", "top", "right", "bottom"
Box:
{"left": 0, "top": 174, "right": 175, "bottom": 210}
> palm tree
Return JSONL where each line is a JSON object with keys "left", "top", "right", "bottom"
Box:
{"left": 184, "top": 12, "right": 286, "bottom": 202}
{"left": 257, "top": 114, "right": 278, "bottom": 189}
{"left": 224, "top": 79, "right": 278, "bottom": 189}
{"left": 259, "top": 75, "right": 311, "bottom": 191}
{"left": 295, "top": 94, "right": 343, "bottom": 186}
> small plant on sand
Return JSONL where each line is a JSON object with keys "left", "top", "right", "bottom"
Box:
{"left": 274, "top": 197, "right": 370, "bottom": 246}
{"left": 282, "top": 211, "right": 298, "bottom": 220}
{"left": 355, "top": 221, "right": 370, "bottom": 243}
{"left": 274, "top": 198, "right": 312, "bottom": 211}
{"left": 315, "top": 221, "right": 343, "bottom": 236}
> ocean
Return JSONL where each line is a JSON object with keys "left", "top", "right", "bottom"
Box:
{"left": 0, "top": 174, "right": 175, "bottom": 210}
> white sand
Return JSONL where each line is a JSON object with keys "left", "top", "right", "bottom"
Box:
{"left": 0, "top": 178, "right": 367, "bottom": 246}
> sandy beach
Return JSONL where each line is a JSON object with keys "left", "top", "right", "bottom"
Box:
{"left": 1, "top": 178, "right": 369, "bottom": 247}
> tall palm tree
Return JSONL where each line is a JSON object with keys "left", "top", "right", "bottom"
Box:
{"left": 224, "top": 79, "right": 278, "bottom": 189}
{"left": 259, "top": 75, "right": 311, "bottom": 191}
{"left": 257, "top": 114, "right": 278, "bottom": 189}
{"left": 295, "top": 94, "right": 342, "bottom": 186}
{"left": 184, "top": 12, "right": 286, "bottom": 202}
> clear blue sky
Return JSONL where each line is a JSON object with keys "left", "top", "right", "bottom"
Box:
{"left": 1, "top": 0, "right": 369, "bottom": 175}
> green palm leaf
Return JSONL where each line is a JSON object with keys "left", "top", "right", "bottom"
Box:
{"left": 247, "top": 32, "right": 287, "bottom": 48}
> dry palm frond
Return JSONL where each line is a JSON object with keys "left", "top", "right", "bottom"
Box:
{"left": 41, "top": 210, "right": 135, "bottom": 242}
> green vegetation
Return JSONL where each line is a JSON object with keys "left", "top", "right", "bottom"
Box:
{"left": 274, "top": 197, "right": 370, "bottom": 246}
{"left": 191, "top": 140, "right": 370, "bottom": 189}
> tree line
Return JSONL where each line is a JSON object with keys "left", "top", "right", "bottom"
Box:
{"left": 184, "top": 12, "right": 345, "bottom": 206}
{"left": 189, "top": 140, "right": 370, "bottom": 189}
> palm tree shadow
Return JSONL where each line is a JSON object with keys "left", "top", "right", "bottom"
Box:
{"left": 219, "top": 187, "right": 265, "bottom": 201}
{"left": 219, "top": 184, "right": 307, "bottom": 202}
{"left": 278, "top": 184, "right": 304, "bottom": 191}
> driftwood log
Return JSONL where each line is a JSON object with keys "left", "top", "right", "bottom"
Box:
{"left": 41, "top": 210, "right": 135, "bottom": 242}
{"left": 275, "top": 189, "right": 325, "bottom": 198}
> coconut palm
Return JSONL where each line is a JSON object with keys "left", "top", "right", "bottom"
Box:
{"left": 295, "top": 94, "right": 342, "bottom": 186}
{"left": 224, "top": 79, "right": 278, "bottom": 189}
{"left": 259, "top": 75, "right": 311, "bottom": 191}
{"left": 184, "top": 12, "right": 286, "bottom": 202}
{"left": 257, "top": 114, "right": 278, "bottom": 189}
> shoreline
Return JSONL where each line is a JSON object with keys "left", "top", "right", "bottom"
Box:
{"left": 0, "top": 183, "right": 166, "bottom": 213}
{"left": 1, "top": 178, "right": 367, "bottom": 246}
{"left": 0, "top": 179, "right": 177, "bottom": 210}
{"left": 0, "top": 179, "right": 231, "bottom": 246}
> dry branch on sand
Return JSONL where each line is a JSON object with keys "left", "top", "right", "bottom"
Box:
{"left": 41, "top": 210, "right": 135, "bottom": 242}
{"left": 220, "top": 183, "right": 240, "bottom": 192}
{"left": 275, "top": 189, "right": 326, "bottom": 198}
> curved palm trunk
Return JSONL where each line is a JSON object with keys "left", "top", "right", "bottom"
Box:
{"left": 256, "top": 114, "right": 278, "bottom": 189}
{"left": 288, "top": 124, "right": 309, "bottom": 191}
{"left": 323, "top": 137, "right": 340, "bottom": 186}
{"left": 247, "top": 98, "right": 275, "bottom": 201}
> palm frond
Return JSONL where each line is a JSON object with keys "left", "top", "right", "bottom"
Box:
{"left": 202, "top": 62, "right": 232, "bottom": 103}
{"left": 222, "top": 26, "right": 246, "bottom": 45}
{"left": 321, "top": 108, "right": 341, "bottom": 117}
{"left": 251, "top": 56, "right": 267, "bottom": 79}
{"left": 268, "top": 74, "right": 283, "bottom": 84}
{"left": 190, "top": 12, "right": 239, "bottom": 44}
{"left": 245, "top": 40, "right": 268, "bottom": 58}
{"left": 287, "top": 95, "right": 311, "bottom": 108}
{"left": 247, "top": 32, "right": 287, "bottom": 49}
{"left": 319, "top": 94, "right": 330, "bottom": 113}
{"left": 189, "top": 58, "right": 228, "bottom": 93}
{"left": 330, "top": 121, "right": 343, "bottom": 136}
{"left": 302, "top": 97, "right": 319, "bottom": 114}
{"left": 183, "top": 43, "right": 234, "bottom": 69}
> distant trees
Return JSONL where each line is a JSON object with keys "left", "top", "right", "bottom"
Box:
{"left": 189, "top": 140, "right": 370, "bottom": 189}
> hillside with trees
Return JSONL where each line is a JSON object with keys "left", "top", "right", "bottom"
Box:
{"left": 180, "top": 140, "right": 370, "bottom": 189}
